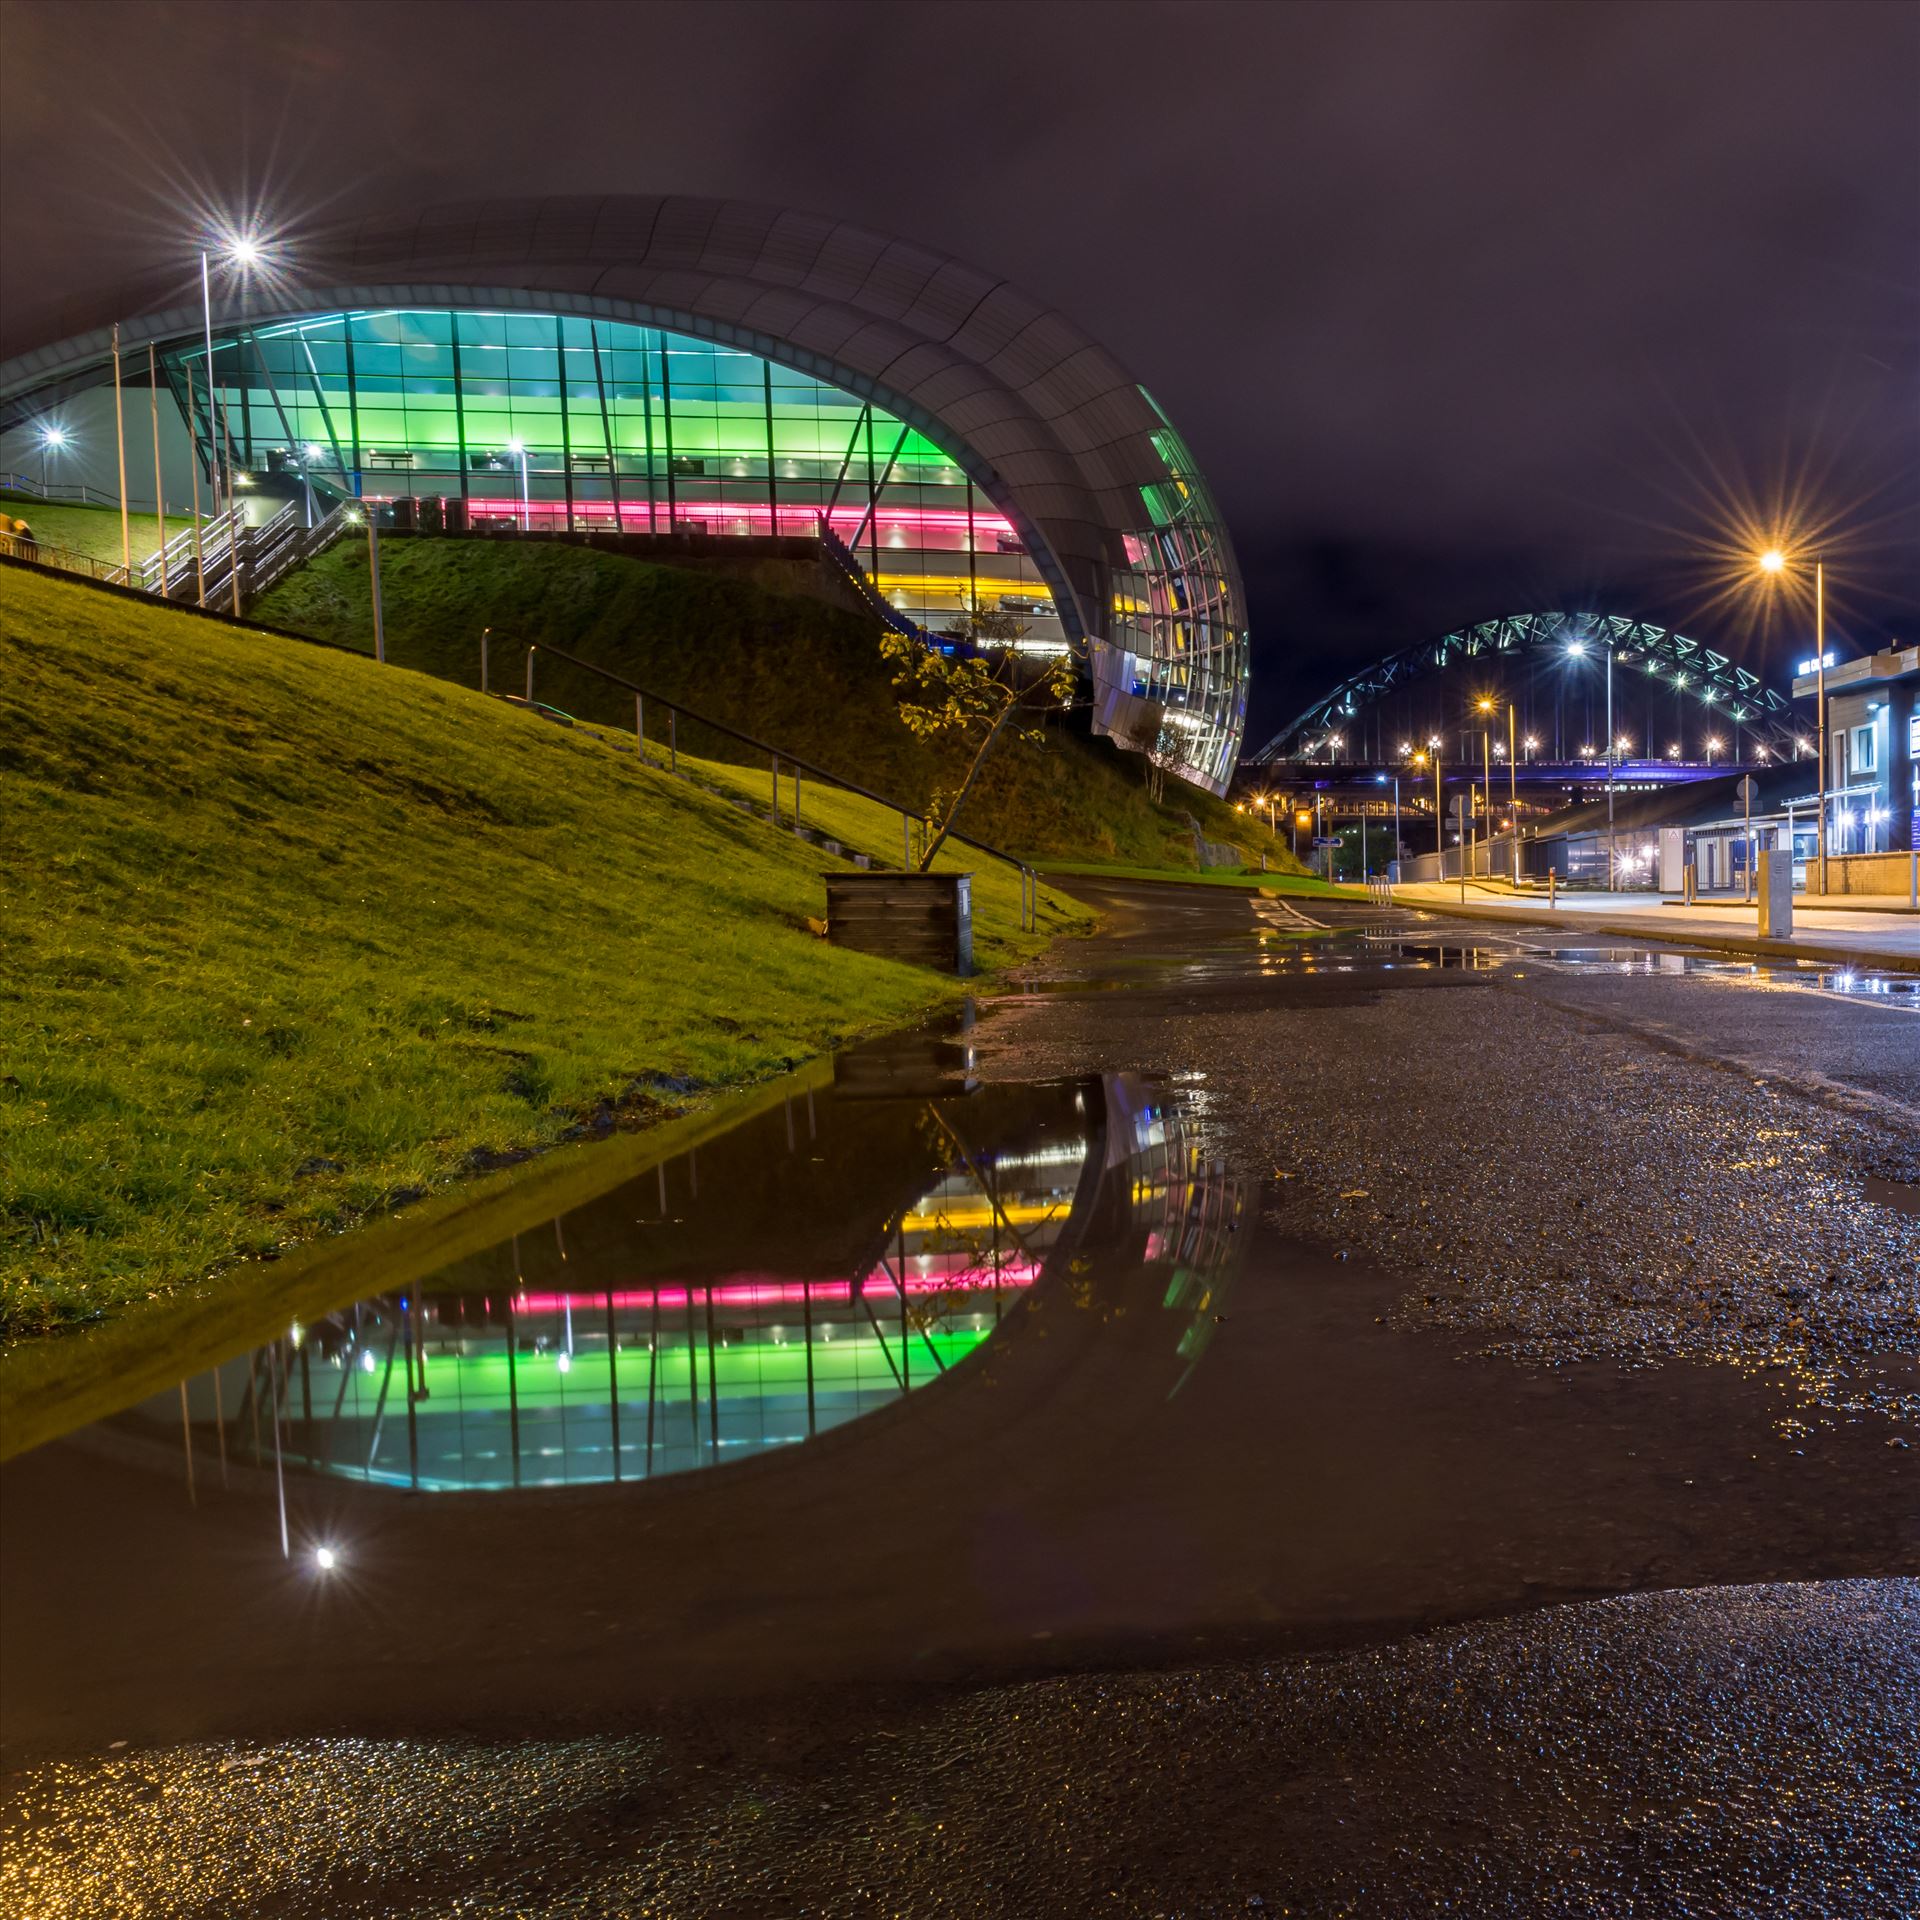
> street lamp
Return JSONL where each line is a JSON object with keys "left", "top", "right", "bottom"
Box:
{"left": 1705, "top": 734, "right": 1723, "bottom": 765}
{"left": 507, "top": 439, "right": 532, "bottom": 530}
{"left": 1377, "top": 770, "right": 1402, "bottom": 877}
{"left": 37, "top": 423, "right": 67, "bottom": 493}
{"left": 1757, "top": 547, "right": 1827, "bottom": 895}
{"left": 1523, "top": 734, "right": 1538, "bottom": 763}
{"left": 202, "top": 229, "right": 264, "bottom": 613}
{"left": 1568, "top": 635, "right": 1617, "bottom": 883}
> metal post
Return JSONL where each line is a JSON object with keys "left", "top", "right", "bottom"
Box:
{"left": 200, "top": 254, "right": 223, "bottom": 520}
{"left": 903, "top": 810, "right": 911, "bottom": 869}
{"left": 148, "top": 343, "right": 168, "bottom": 595}
{"left": 794, "top": 767, "right": 801, "bottom": 831}
{"left": 1434, "top": 754, "right": 1443, "bottom": 857}
{"left": 635, "top": 692, "right": 644, "bottom": 756}
{"left": 187, "top": 361, "right": 206, "bottom": 606}
{"left": 1745, "top": 778, "right": 1754, "bottom": 902}
{"left": 368, "top": 511, "right": 386, "bottom": 663}
{"left": 1605, "top": 647, "right": 1616, "bottom": 886}
{"left": 525, "top": 644, "right": 534, "bottom": 702}
{"left": 481, "top": 626, "right": 489, "bottom": 693}
{"left": 111, "top": 324, "right": 131, "bottom": 578}
{"left": 771, "top": 753, "right": 780, "bottom": 822}
{"left": 1508, "top": 703, "right": 1520, "bottom": 885}
{"left": 669, "top": 708, "right": 677, "bottom": 772}
{"left": 1815, "top": 560, "right": 1828, "bottom": 898}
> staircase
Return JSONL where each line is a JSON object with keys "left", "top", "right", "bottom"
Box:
{"left": 125, "top": 499, "right": 358, "bottom": 613}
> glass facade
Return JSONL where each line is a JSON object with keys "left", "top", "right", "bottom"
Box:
{"left": 1097, "top": 399, "right": 1248, "bottom": 793}
{"left": 173, "top": 307, "right": 1069, "bottom": 649}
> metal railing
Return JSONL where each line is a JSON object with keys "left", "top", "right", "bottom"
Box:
{"left": 0, "top": 471, "right": 129, "bottom": 510}
{"left": 0, "top": 530, "right": 129, "bottom": 585}
{"left": 245, "top": 498, "right": 356, "bottom": 602}
{"left": 815, "top": 518, "right": 925, "bottom": 641}
{"left": 134, "top": 506, "right": 242, "bottom": 598}
{"left": 521, "top": 638, "right": 1042, "bottom": 931}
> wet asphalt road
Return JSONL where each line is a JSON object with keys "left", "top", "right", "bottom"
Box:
{"left": 4, "top": 880, "right": 1916, "bottom": 1915}
{"left": 4, "top": 1580, "right": 1913, "bottom": 1918}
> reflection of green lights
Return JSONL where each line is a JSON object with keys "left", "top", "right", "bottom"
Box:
{"left": 331, "top": 1324, "right": 991, "bottom": 1420}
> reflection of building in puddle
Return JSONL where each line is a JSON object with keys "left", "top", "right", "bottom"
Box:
{"left": 138, "top": 1075, "right": 1247, "bottom": 1503}
{"left": 1101, "top": 1074, "right": 1246, "bottom": 1376}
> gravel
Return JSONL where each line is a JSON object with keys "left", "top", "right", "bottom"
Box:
{"left": 5, "top": 1579, "right": 1913, "bottom": 1918}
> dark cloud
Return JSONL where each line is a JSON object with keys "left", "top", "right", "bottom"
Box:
{"left": 3, "top": 0, "right": 1914, "bottom": 743}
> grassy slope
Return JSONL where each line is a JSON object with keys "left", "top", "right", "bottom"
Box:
{"left": 0, "top": 494, "right": 201, "bottom": 567}
{"left": 255, "top": 537, "right": 1281, "bottom": 872}
{"left": 0, "top": 566, "right": 1085, "bottom": 1337}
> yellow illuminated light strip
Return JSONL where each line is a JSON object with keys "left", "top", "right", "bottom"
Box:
{"left": 875, "top": 575, "right": 1055, "bottom": 604}
{"left": 901, "top": 1199, "right": 1065, "bottom": 1232}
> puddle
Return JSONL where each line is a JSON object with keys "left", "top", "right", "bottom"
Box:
{"left": 1529, "top": 947, "right": 1920, "bottom": 1004}
{"left": 3, "top": 1013, "right": 1912, "bottom": 1753}
{"left": 40, "top": 1068, "right": 1242, "bottom": 1500}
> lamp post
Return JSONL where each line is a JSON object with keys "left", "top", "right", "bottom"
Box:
{"left": 1758, "top": 549, "right": 1826, "bottom": 896}
{"left": 1507, "top": 704, "right": 1520, "bottom": 884}
{"left": 507, "top": 440, "right": 531, "bottom": 530}
{"left": 37, "top": 423, "right": 66, "bottom": 494}
{"left": 1566, "top": 638, "right": 1617, "bottom": 885}
{"left": 203, "top": 232, "right": 260, "bottom": 612}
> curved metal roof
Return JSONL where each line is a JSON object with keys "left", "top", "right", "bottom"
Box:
{"left": 0, "top": 195, "right": 1242, "bottom": 682}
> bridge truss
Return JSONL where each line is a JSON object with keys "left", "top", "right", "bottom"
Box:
{"left": 1247, "top": 611, "right": 1799, "bottom": 764}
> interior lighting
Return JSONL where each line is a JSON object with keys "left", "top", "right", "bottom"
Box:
{"left": 315, "top": 1546, "right": 338, "bottom": 1572}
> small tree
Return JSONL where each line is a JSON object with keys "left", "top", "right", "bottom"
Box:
{"left": 881, "top": 605, "right": 1079, "bottom": 871}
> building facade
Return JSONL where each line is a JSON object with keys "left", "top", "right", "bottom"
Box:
{"left": 0, "top": 196, "right": 1250, "bottom": 792}
{"left": 1792, "top": 646, "right": 1918, "bottom": 857}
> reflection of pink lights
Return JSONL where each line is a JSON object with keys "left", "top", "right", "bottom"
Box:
{"left": 460, "top": 499, "right": 1012, "bottom": 538}
{"left": 507, "top": 1262, "right": 1037, "bottom": 1317}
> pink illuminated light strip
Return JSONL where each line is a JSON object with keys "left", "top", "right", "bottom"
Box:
{"left": 509, "top": 1261, "right": 1039, "bottom": 1317}
{"left": 458, "top": 499, "right": 1015, "bottom": 538}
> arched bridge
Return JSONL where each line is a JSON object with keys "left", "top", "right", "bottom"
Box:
{"left": 1247, "top": 611, "right": 1798, "bottom": 764}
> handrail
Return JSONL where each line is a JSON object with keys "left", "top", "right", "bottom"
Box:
{"left": 815, "top": 517, "right": 925, "bottom": 642}
{"left": 525, "top": 638, "right": 1039, "bottom": 922}
{"left": 0, "top": 472, "right": 129, "bottom": 511}
{"left": 0, "top": 531, "right": 129, "bottom": 585}
{"left": 138, "top": 507, "right": 242, "bottom": 593}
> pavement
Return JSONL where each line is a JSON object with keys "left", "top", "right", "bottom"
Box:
{"left": 4, "top": 878, "right": 1915, "bottom": 1915}
{"left": 1386, "top": 879, "right": 1920, "bottom": 968}
{"left": 4, "top": 1579, "right": 1913, "bottom": 1918}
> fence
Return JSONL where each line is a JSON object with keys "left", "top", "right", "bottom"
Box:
{"left": 521, "top": 639, "right": 1042, "bottom": 931}
{"left": 0, "top": 530, "right": 128, "bottom": 585}
{"left": 0, "top": 471, "right": 130, "bottom": 511}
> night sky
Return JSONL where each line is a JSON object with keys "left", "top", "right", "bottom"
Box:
{"left": 3, "top": 0, "right": 1915, "bottom": 745}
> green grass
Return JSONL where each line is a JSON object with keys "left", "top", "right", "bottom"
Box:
{"left": 0, "top": 493, "right": 203, "bottom": 568}
{"left": 0, "top": 566, "right": 1087, "bottom": 1339}
{"left": 254, "top": 536, "right": 1284, "bottom": 873}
